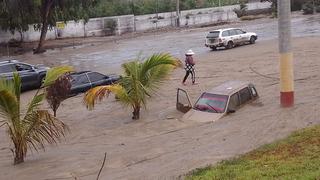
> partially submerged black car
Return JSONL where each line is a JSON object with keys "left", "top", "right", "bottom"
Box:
{"left": 0, "top": 60, "right": 49, "bottom": 91}
{"left": 69, "top": 71, "right": 120, "bottom": 95}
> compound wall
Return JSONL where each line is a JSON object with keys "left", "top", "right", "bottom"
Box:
{"left": 0, "top": 2, "right": 271, "bottom": 43}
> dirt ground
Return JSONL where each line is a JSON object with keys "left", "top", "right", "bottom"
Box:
{"left": 1, "top": 33, "right": 320, "bottom": 179}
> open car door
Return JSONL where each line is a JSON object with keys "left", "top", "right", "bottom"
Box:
{"left": 176, "top": 88, "right": 192, "bottom": 113}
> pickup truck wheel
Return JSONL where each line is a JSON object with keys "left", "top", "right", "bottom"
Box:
{"left": 226, "top": 41, "right": 234, "bottom": 49}
{"left": 250, "top": 36, "right": 256, "bottom": 44}
{"left": 210, "top": 46, "right": 217, "bottom": 51}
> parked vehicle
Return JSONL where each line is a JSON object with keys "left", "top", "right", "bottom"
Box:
{"left": 0, "top": 60, "right": 49, "bottom": 91}
{"left": 176, "top": 80, "right": 259, "bottom": 122}
{"left": 69, "top": 71, "right": 120, "bottom": 95}
{"left": 205, "top": 28, "right": 258, "bottom": 50}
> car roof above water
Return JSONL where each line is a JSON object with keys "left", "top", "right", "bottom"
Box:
{"left": 209, "top": 28, "right": 237, "bottom": 33}
{"left": 206, "top": 80, "right": 250, "bottom": 96}
{"left": 70, "top": 71, "right": 91, "bottom": 75}
{"left": 0, "top": 59, "right": 19, "bottom": 65}
{"left": 209, "top": 28, "right": 240, "bottom": 33}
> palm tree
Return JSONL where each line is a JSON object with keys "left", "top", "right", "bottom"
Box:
{"left": 0, "top": 66, "right": 73, "bottom": 164}
{"left": 84, "top": 53, "right": 181, "bottom": 120}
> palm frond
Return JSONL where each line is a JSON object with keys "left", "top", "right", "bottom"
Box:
{"left": 0, "top": 90, "right": 19, "bottom": 125}
{"left": 0, "top": 122, "right": 8, "bottom": 128}
{"left": 0, "top": 76, "right": 15, "bottom": 94}
{"left": 25, "top": 93, "right": 45, "bottom": 115}
{"left": 136, "top": 53, "right": 179, "bottom": 95}
{"left": 144, "top": 64, "right": 173, "bottom": 90}
{"left": 85, "top": 53, "right": 179, "bottom": 119}
{"left": 121, "top": 61, "right": 139, "bottom": 77}
{"left": 140, "top": 53, "right": 179, "bottom": 77}
{"left": 12, "top": 73, "right": 21, "bottom": 101}
{"left": 119, "top": 53, "right": 179, "bottom": 109}
{"left": 0, "top": 66, "right": 73, "bottom": 163}
{"left": 23, "top": 110, "right": 69, "bottom": 151}
{"left": 84, "top": 84, "right": 129, "bottom": 110}
{"left": 42, "top": 66, "right": 74, "bottom": 87}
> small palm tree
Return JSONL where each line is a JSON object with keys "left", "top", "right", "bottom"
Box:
{"left": 0, "top": 66, "right": 73, "bottom": 164}
{"left": 84, "top": 53, "right": 181, "bottom": 120}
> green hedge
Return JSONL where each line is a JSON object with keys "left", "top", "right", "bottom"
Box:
{"left": 89, "top": 0, "right": 246, "bottom": 17}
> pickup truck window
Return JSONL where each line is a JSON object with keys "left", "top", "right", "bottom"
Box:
{"left": 239, "top": 87, "right": 252, "bottom": 104}
{"left": 207, "top": 31, "right": 220, "bottom": 38}
{"left": 72, "top": 74, "right": 89, "bottom": 85}
{"left": 194, "top": 93, "right": 228, "bottom": 113}
{"left": 16, "top": 63, "right": 32, "bottom": 71}
{"left": 229, "top": 30, "right": 238, "bottom": 36}
{"left": 228, "top": 93, "right": 240, "bottom": 110}
{"left": 0, "top": 64, "right": 15, "bottom": 73}
{"left": 236, "top": 29, "right": 246, "bottom": 34}
{"left": 222, "top": 31, "right": 229, "bottom": 37}
{"left": 88, "top": 72, "right": 106, "bottom": 82}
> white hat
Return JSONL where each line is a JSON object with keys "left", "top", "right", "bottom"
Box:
{"left": 186, "top": 49, "right": 195, "bottom": 55}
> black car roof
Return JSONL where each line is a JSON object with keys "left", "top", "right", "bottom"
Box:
{"left": 70, "top": 71, "right": 91, "bottom": 75}
{"left": 0, "top": 60, "right": 19, "bottom": 65}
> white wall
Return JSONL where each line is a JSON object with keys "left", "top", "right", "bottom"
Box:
{"left": 0, "top": 2, "right": 271, "bottom": 43}
{"left": 0, "top": 25, "right": 56, "bottom": 43}
{"left": 247, "top": 1, "right": 271, "bottom": 10}
{"left": 57, "top": 20, "right": 85, "bottom": 38}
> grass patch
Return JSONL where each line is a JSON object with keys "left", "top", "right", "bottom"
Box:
{"left": 186, "top": 125, "right": 320, "bottom": 180}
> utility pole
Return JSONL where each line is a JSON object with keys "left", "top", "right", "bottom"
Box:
{"left": 278, "top": 0, "right": 294, "bottom": 107}
{"left": 156, "top": 0, "right": 159, "bottom": 19}
{"left": 176, "top": 0, "right": 180, "bottom": 27}
{"left": 130, "top": 0, "right": 136, "bottom": 32}
{"left": 7, "top": 44, "right": 10, "bottom": 57}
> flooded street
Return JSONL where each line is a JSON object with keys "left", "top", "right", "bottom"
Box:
{"left": 50, "top": 13, "right": 320, "bottom": 73}
{"left": 1, "top": 13, "right": 320, "bottom": 180}
{"left": 1, "top": 36, "right": 320, "bottom": 180}
{"left": 4, "top": 13, "right": 318, "bottom": 74}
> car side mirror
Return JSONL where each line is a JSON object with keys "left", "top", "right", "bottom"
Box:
{"left": 227, "top": 108, "right": 236, "bottom": 113}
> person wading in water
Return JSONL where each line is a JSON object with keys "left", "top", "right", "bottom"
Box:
{"left": 182, "top": 49, "right": 197, "bottom": 85}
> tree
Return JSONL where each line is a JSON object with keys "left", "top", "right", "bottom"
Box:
{"left": 84, "top": 53, "right": 181, "bottom": 120}
{"left": 0, "top": 0, "right": 97, "bottom": 53}
{"left": 261, "top": 0, "right": 311, "bottom": 14}
{"left": 46, "top": 74, "right": 72, "bottom": 117}
{"left": 0, "top": 0, "right": 35, "bottom": 42}
{"left": 33, "top": 0, "right": 97, "bottom": 54}
{"left": 0, "top": 66, "right": 73, "bottom": 164}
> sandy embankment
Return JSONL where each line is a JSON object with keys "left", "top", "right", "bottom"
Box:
{"left": 0, "top": 36, "right": 320, "bottom": 179}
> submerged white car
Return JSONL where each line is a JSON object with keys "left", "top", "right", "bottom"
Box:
{"left": 205, "top": 28, "right": 258, "bottom": 50}
{"left": 176, "top": 81, "right": 259, "bottom": 123}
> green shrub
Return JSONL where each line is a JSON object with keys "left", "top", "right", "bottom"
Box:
{"left": 291, "top": 0, "right": 305, "bottom": 11}
{"left": 302, "top": 1, "right": 315, "bottom": 14}
{"left": 233, "top": 2, "right": 248, "bottom": 18}
{"left": 104, "top": 19, "right": 117, "bottom": 35}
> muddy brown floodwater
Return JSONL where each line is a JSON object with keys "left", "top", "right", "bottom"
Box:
{"left": 0, "top": 13, "right": 320, "bottom": 180}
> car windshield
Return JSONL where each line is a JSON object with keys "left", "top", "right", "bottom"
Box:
{"left": 207, "top": 31, "right": 220, "bottom": 38}
{"left": 194, "top": 93, "right": 228, "bottom": 113}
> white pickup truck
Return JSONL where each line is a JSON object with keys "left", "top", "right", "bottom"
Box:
{"left": 205, "top": 28, "right": 258, "bottom": 50}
